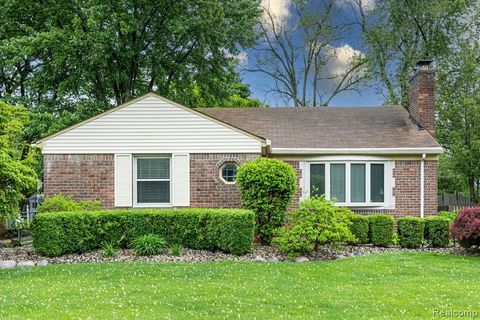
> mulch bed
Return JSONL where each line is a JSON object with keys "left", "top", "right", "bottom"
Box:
{"left": 0, "top": 243, "right": 472, "bottom": 266}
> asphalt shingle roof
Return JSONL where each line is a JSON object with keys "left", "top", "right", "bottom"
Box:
{"left": 197, "top": 106, "right": 441, "bottom": 150}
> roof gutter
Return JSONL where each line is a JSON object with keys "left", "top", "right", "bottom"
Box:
{"left": 270, "top": 147, "right": 444, "bottom": 155}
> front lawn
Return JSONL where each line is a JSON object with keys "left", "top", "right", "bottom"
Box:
{"left": 0, "top": 252, "right": 478, "bottom": 319}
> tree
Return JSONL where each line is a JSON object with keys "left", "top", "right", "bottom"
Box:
{"left": 248, "top": 0, "right": 368, "bottom": 106}
{"left": 0, "top": 0, "right": 262, "bottom": 140}
{"left": 0, "top": 101, "right": 38, "bottom": 220}
{"left": 436, "top": 41, "right": 480, "bottom": 202}
{"left": 353, "top": 0, "right": 474, "bottom": 106}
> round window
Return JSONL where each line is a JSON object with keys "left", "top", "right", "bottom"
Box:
{"left": 220, "top": 163, "right": 237, "bottom": 183}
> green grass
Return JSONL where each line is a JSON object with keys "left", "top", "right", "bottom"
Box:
{"left": 0, "top": 252, "right": 478, "bottom": 319}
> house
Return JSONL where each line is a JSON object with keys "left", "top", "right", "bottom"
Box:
{"left": 36, "top": 60, "right": 442, "bottom": 218}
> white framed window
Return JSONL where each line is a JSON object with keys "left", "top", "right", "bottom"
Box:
{"left": 133, "top": 155, "right": 171, "bottom": 207}
{"left": 307, "top": 161, "right": 392, "bottom": 207}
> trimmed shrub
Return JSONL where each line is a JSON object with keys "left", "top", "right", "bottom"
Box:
{"left": 424, "top": 216, "right": 450, "bottom": 247}
{"left": 368, "top": 214, "right": 394, "bottom": 247}
{"left": 132, "top": 234, "right": 167, "bottom": 256}
{"left": 37, "top": 194, "right": 101, "bottom": 213}
{"left": 273, "top": 196, "right": 354, "bottom": 258}
{"left": 397, "top": 217, "right": 425, "bottom": 248}
{"left": 236, "top": 158, "right": 297, "bottom": 244}
{"left": 348, "top": 214, "right": 369, "bottom": 244}
{"left": 32, "top": 208, "right": 255, "bottom": 256}
{"left": 450, "top": 207, "right": 480, "bottom": 248}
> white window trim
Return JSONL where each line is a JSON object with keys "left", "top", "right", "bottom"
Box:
{"left": 219, "top": 162, "right": 237, "bottom": 184}
{"left": 305, "top": 160, "right": 394, "bottom": 209}
{"left": 133, "top": 155, "right": 172, "bottom": 207}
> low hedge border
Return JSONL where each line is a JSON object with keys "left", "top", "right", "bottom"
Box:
{"left": 368, "top": 214, "right": 394, "bottom": 247}
{"left": 424, "top": 216, "right": 450, "bottom": 247}
{"left": 397, "top": 217, "right": 425, "bottom": 248}
{"left": 349, "top": 214, "right": 369, "bottom": 244}
{"left": 32, "top": 209, "right": 255, "bottom": 257}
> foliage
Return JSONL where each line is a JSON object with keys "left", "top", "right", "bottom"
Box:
{"left": 273, "top": 196, "right": 354, "bottom": 258}
{"left": 0, "top": 0, "right": 263, "bottom": 141}
{"left": 32, "top": 208, "right": 255, "bottom": 256}
{"left": 424, "top": 216, "right": 451, "bottom": 247}
{"left": 37, "top": 194, "right": 102, "bottom": 213}
{"left": 132, "top": 234, "right": 167, "bottom": 256}
{"left": 0, "top": 101, "right": 38, "bottom": 220}
{"left": 348, "top": 214, "right": 370, "bottom": 244}
{"left": 169, "top": 244, "right": 183, "bottom": 257}
{"left": 397, "top": 217, "right": 425, "bottom": 248}
{"left": 450, "top": 207, "right": 480, "bottom": 248}
{"left": 357, "top": 0, "right": 474, "bottom": 106}
{"left": 437, "top": 210, "right": 458, "bottom": 224}
{"left": 368, "top": 215, "right": 394, "bottom": 247}
{"left": 101, "top": 242, "right": 119, "bottom": 258}
{"left": 436, "top": 41, "right": 480, "bottom": 202}
{"left": 236, "top": 158, "right": 297, "bottom": 244}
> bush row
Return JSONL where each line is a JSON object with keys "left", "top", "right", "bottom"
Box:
{"left": 32, "top": 208, "right": 255, "bottom": 257}
{"left": 348, "top": 214, "right": 450, "bottom": 248}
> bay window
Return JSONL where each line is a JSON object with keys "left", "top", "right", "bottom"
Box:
{"left": 308, "top": 161, "right": 389, "bottom": 206}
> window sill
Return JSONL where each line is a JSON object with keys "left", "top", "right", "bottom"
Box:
{"left": 133, "top": 203, "right": 172, "bottom": 208}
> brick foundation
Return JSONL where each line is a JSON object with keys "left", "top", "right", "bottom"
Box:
{"left": 189, "top": 153, "right": 260, "bottom": 208}
{"left": 43, "top": 154, "right": 114, "bottom": 208}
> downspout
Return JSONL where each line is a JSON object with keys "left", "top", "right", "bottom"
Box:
{"left": 420, "top": 153, "right": 426, "bottom": 218}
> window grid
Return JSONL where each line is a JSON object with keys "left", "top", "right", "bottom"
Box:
{"left": 308, "top": 161, "right": 388, "bottom": 206}
{"left": 134, "top": 156, "right": 171, "bottom": 206}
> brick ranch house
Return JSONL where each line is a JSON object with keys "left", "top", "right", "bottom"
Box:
{"left": 36, "top": 60, "right": 442, "bottom": 218}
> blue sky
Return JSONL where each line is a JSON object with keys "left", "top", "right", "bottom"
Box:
{"left": 238, "top": 0, "right": 384, "bottom": 107}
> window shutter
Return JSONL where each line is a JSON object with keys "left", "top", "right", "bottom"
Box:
{"left": 114, "top": 154, "right": 132, "bottom": 207}
{"left": 172, "top": 153, "right": 190, "bottom": 206}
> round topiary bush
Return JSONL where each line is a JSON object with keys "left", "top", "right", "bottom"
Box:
{"left": 397, "top": 217, "right": 425, "bottom": 248}
{"left": 424, "top": 216, "right": 450, "bottom": 247}
{"left": 450, "top": 207, "right": 480, "bottom": 248}
{"left": 236, "top": 158, "right": 297, "bottom": 244}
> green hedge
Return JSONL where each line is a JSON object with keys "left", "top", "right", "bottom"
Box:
{"left": 32, "top": 209, "right": 255, "bottom": 257}
{"left": 368, "top": 215, "right": 393, "bottom": 247}
{"left": 397, "top": 217, "right": 425, "bottom": 248}
{"left": 424, "top": 216, "right": 450, "bottom": 247}
{"left": 349, "top": 214, "right": 369, "bottom": 244}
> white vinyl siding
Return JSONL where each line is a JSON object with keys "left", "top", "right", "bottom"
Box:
{"left": 172, "top": 154, "right": 190, "bottom": 206}
{"left": 114, "top": 154, "right": 132, "bottom": 207}
{"left": 40, "top": 95, "right": 263, "bottom": 154}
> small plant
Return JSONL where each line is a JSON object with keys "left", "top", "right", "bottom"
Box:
{"left": 236, "top": 158, "right": 297, "bottom": 244}
{"left": 132, "top": 234, "right": 167, "bottom": 256}
{"left": 273, "top": 196, "right": 354, "bottom": 258}
{"left": 37, "top": 194, "right": 101, "bottom": 213}
{"left": 368, "top": 215, "right": 394, "bottom": 247}
{"left": 101, "top": 242, "right": 118, "bottom": 258}
{"left": 397, "top": 217, "right": 425, "bottom": 248}
{"left": 391, "top": 233, "right": 399, "bottom": 246}
{"left": 450, "top": 207, "right": 480, "bottom": 248}
{"left": 424, "top": 216, "right": 450, "bottom": 247}
{"left": 437, "top": 210, "right": 457, "bottom": 223}
{"left": 169, "top": 244, "right": 183, "bottom": 256}
{"left": 348, "top": 214, "right": 369, "bottom": 244}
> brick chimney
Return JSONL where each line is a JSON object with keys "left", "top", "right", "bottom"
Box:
{"left": 408, "top": 60, "right": 436, "bottom": 137}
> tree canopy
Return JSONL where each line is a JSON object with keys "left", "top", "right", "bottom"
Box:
{"left": 0, "top": 0, "right": 263, "bottom": 140}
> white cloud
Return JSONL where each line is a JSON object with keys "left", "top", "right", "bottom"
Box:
{"left": 261, "top": 0, "right": 292, "bottom": 29}
{"left": 234, "top": 51, "right": 248, "bottom": 65}
{"left": 335, "top": 0, "right": 376, "bottom": 12}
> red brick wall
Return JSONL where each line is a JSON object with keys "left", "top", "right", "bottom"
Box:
{"left": 284, "top": 160, "right": 302, "bottom": 209}
{"left": 43, "top": 154, "right": 114, "bottom": 208}
{"left": 190, "top": 153, "right": 260, "bottom": 208}
{"left": 408, "top": 69, "right": 436, "bottom": 137}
